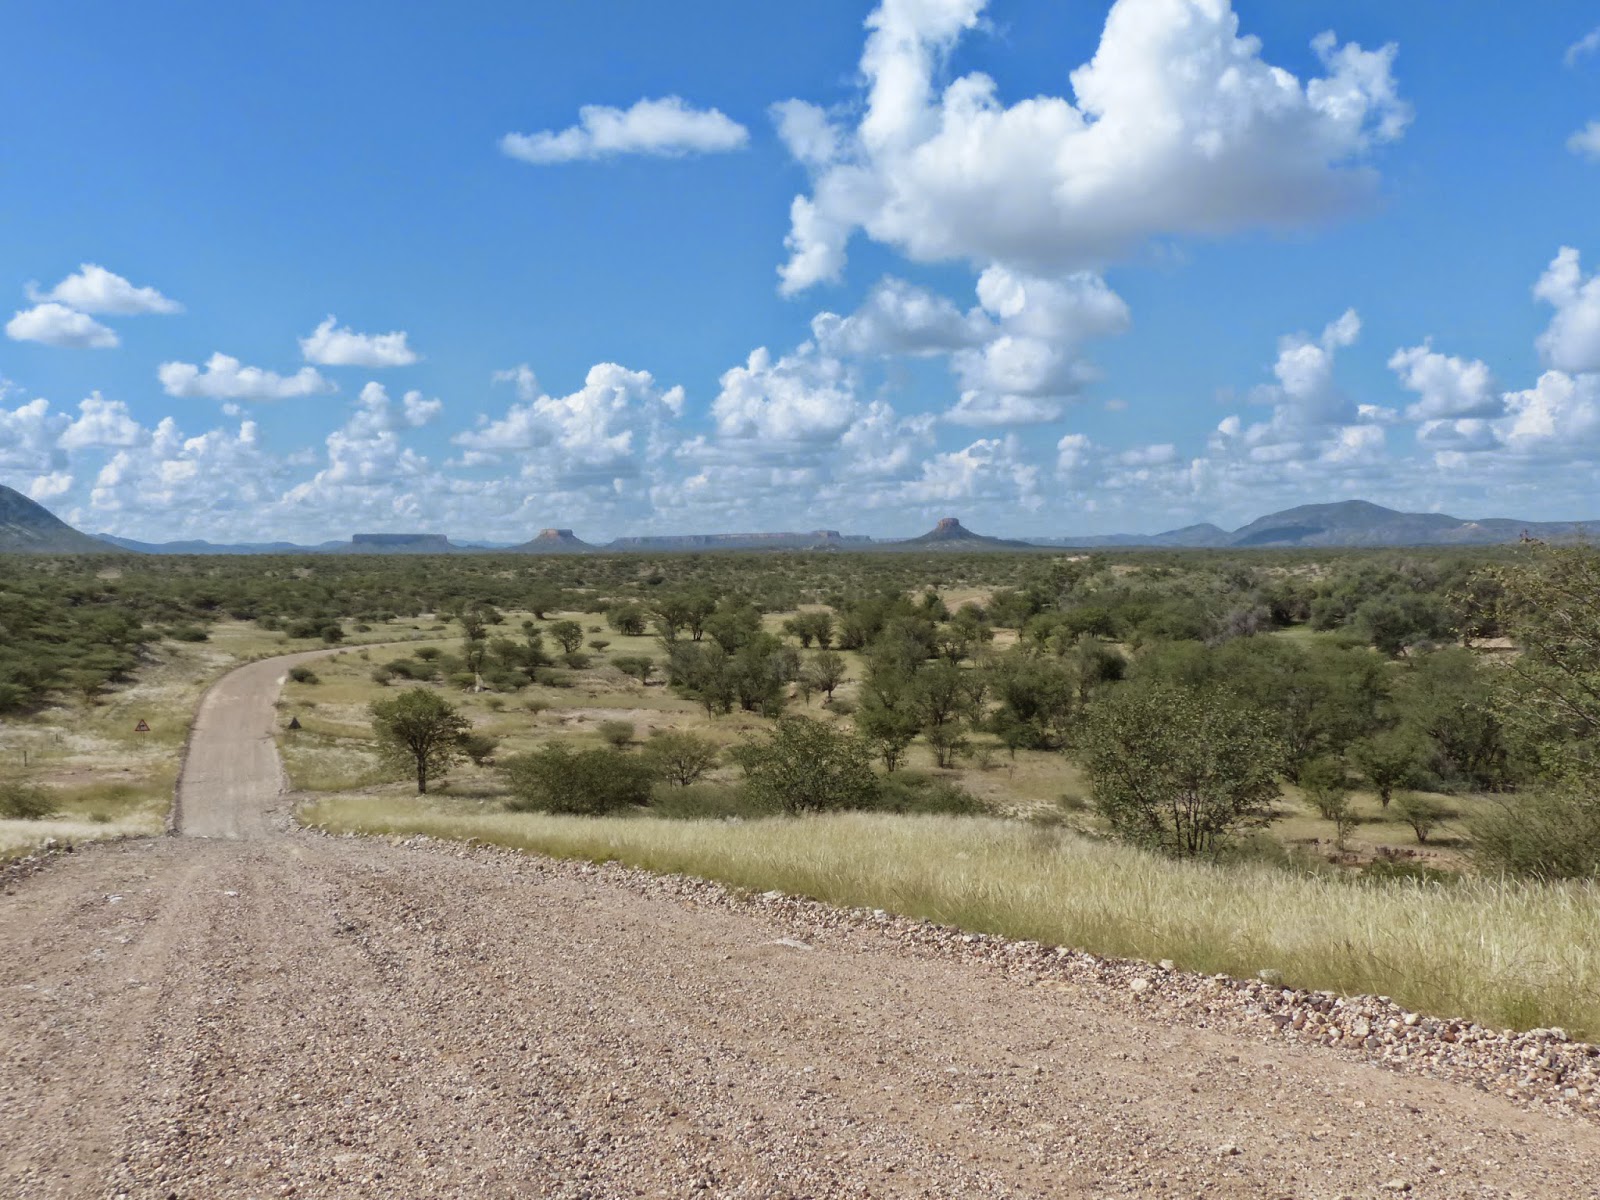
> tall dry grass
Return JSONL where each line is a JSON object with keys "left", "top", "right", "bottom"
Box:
{"left": 302, "top": 799, "right": 1600, "bottom": 1038}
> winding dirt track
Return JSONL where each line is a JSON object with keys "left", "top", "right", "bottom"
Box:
{"left": 3, "top": 658, "right": 1600, "bottom": 1197}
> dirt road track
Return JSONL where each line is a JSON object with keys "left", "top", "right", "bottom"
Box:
{"left": 3, "top": 656, "right": 1600, "bottom": 1198}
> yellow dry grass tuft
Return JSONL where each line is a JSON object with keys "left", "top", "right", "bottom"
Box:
{"left": 301, "top": 799, "right": 1600, "bottom": 1038}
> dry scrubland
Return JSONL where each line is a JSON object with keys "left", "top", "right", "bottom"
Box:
{"left": 284, "top": 605, "right": 1600, "bottom": 1038}
{"left": 9, "top": 563, "right": 1597, "bottom": 1042}
{"left": 0, "top": 616, "right": 438, "bottom": 856}
{"left": 279, "top": 605, "right": 1485, "bottom": 866}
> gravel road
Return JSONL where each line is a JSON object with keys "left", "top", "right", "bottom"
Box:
{"left": 3, "top": 657, "right": 1600, "bottom": 1198}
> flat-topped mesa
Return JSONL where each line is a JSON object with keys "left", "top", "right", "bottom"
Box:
{"left": 934, "top": 517, "right": 965, "bottom": 535}
{"left": 534, "top": 528, "right": 579, "bottom": 542}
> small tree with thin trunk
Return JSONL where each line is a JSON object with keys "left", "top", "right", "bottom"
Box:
{"left": 641, "top": 729, "right": 721, "bottom": 787}
{"left": 1081, "top": 683, "right": 1283, "bottom": 858}
{"left": 803, "top": 649, "right": 849, "bottom": 702}
{"left": 1350, "top": 730, "right": 1424, "bottom": 807}
{"left": 549, "top": 619, "right": 585, "bottom": 655}
{"left": 369, "top": 687, "right": 470, "bottom": 794}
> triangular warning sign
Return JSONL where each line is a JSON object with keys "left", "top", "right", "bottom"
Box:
{"left": 134, "top": 719, "right": 150, "bottom": 732}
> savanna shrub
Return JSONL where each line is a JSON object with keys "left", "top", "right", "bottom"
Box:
{"left": 872, "top": 771, "right": 985, "bottom": 816}
{"left": 502, "top": 744, "right": 656, "bottom": 815}
{"left": 0, "top": 780, "right": 53, "bottom": 820}
{"left": 733, "top": 716, "right": 878, "bottom": 814}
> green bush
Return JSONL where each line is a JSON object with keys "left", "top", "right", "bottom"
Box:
{"left": 734, "top": 716, "right": 878, "bottom": 814}
{"left": 597, "top": 719, "right": 635, "bottom": 748}
{"left": 169, "top": 624, "right": 209, "bottom": 643}
{"left": 287, "top": 666, "right": 319, "bottom": 684}
{"left": 641, "top": 730, "right": 720, "bottom": 787}
{"left": 612, "top": 655, "right": 655, "bottom": 684}
{"left": 1080, "top": 683, "right": 1283, "bottom": 858}
{"left": 502, "top": 744, "right": 656, "bottom": 816}
{"left": 872, "top": 771, "right": 985, "bottom": 816}
{"left": 459, "top": 732, "right": 499, "bottom": 766}
{"left": 1472, "top": 790, "right": 1600, "bottom": 879}
{"left": 0, "top": 780, "right": 54, "bottom": 820}
{"left": 1391, "top": 791, "right": 1452, "bottom": 844}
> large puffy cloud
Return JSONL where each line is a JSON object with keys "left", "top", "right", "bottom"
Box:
{"left": 0, "top": 391, "right": 68, "bottom": 471}
{"left": 27, "top": 264, "right": 182, "bottom": 315}
{"left": 299, "top": 316, "right": 420, "bottom": 368}
{"left": 158, "top": 353, "right": 335, "bottom": 401}
{"left": 285, "top": 384, "right": 429, "bottom": 498}
{"left": 89, "top": 417, "right": 278, "bottom": 529}
{"left": 58, "top": 393, "right": 145, "bottom": 450}
{"left": 1228, "top": 308, "right": 1365, "bottom": 458}
{"left": 6, "top": 302, "right": 119, "bottom": 349}
{"left": 948, "top": 267, "right": 1131, "bottom": 424}
{"left": 895, "top": 435, "right": 1042, "bottom": 510}
{"left": 711, "top": 346, "right": 858, "bottom": 443}
{"left": 1536, "top": 248, "right": 1600, "bottom": 374}
{"left": 457, "top": 363, "right": 683, "bottom": 484}
{"left": 775, "top": 0, "right": 1409, "bottom": 292}
{"left": 1387, "top": 342, "right": 1502, "bottom": 420}
{"left": 810, "top": 267, "right": 1130, "bottom": 426}
{"left": 502, "top": 97, "right": 748, "bottom": 164}
{"left": 1499, "top": 370, "right": 1600, "bottom": 455}
{"left": 811, "top": 277, "right": 987, "bottom": 358}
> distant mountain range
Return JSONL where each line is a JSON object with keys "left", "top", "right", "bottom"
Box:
{"left": 1033, "top": 501, "right": 1600, "bottom": 548}
{"left": 4, "top": 482, "right": 1599, "bottom": 555}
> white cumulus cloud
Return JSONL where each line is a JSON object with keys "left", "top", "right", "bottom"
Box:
{"left": 458, "top": 363, "right": 684, "bottom": 485}
{"left": 27, "top": 471, "right": 72, "bottom": 501}
{"left": 0, "top": 393, "right": 68, "bottom": 471}
{"left": 59, "top": 393, "right": 145, "bottom": 451}
{"left": 6, "top": 303, "right": 119, "bottom": 349}
{"left": 502, "top": 97, "right": 749, "bottom": 163}
{"left": 159, "top": 353, "right": 335, "bottom": 401}
{"left": 711, "top": 346, "right": 858, "bottom": 443}
{"left": 1534, "top": 247, "right": 1600, "bottom": 374}
{"left": 28, "top": 263, "right": 182, "bottom": 315}
{"left": 775, "top": 0, "right": 1410, "bottom": 292}
{"left": 299, "top": 316, "right": 420, "bottom": 368}
{"left": 1387, "top": 342, "right": 1502, "bottom": 420}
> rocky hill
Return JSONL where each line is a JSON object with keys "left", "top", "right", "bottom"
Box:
{"left": 892, "top": 517, "right": 1037, "bottom": 550}
{"left": 511, "top": 528, "right": 597, "bottom": 554}
{"left": 0, "top": 484, "right": 121, "bottom": 554}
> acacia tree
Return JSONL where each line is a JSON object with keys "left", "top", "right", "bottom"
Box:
{"left": 549, "top": 619, "right": 585, "bottom": 655}
{"left": 369, "top": 687, "right": 471, "bottom": 794}
{"left": 734, "top": 716, "right": 878, "bottom": 814}
{"left": 641, "top": 730, "right": 720, "bottom": 787}
{"left": 1080, "top": 683, "right": 1283, "bottom": 857}
{"left": 1470, "top": 542, "right": 1600, "bottom": 878}
{"left": 802, "top": 649, "right": 849, "bottom": 702}
{"left": 1484, "top": 541, "right": 1600, "bottom": 783}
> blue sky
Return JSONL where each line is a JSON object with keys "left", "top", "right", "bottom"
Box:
{"left": 3, "top": 0, "right": 1599, "bottom": 542}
